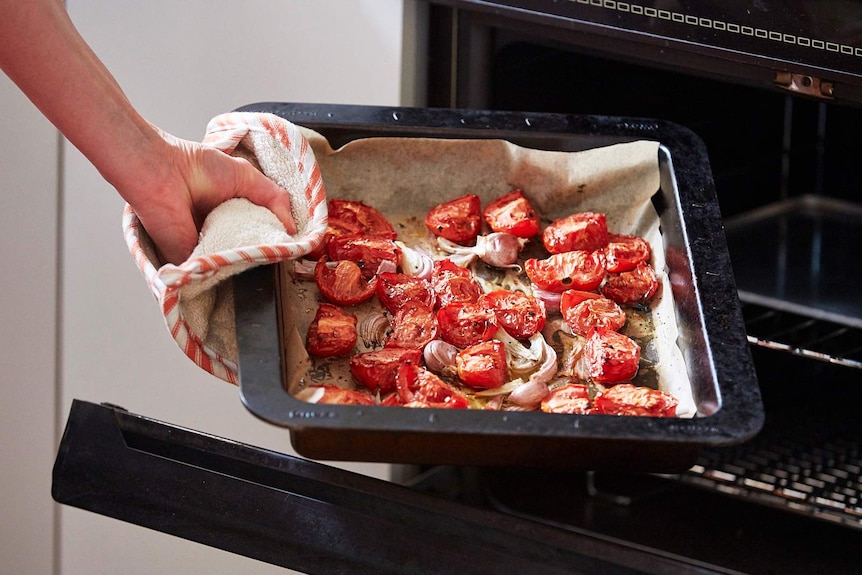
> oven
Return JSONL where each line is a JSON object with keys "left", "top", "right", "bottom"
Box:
{"left": 52, "top": 2, "right": 861, "bottom": 573}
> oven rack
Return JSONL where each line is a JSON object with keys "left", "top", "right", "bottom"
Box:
{"left": 741, "top": 302, "right": 862, "bottom": 369}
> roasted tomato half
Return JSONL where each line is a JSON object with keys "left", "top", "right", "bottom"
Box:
{"left": 298, "top": 385, "right": 375, "bottom": 406}
{"left": 395, "top": 362, "right": 470, "bottom": 408}
{"left": 560, "top": 292, "right": 626, "bottom": 336}
{"left": 524, "top": 250, "right": 606, "bottom": 293}
{"left": 385, "top": 301, "right": 439, "bottom": 349}
{"left": 456, "top": 340, "right": 508, "bottom": 389}
{"left": 483, "top": 189, "right": 540, "bottom": 238}
{"left": 594, "top": 383, "right": 678, "bottom": 417}
{"left": 480, "top": 289, "right": 546, "bottom": 339}
{"left": 349, "top": 347, "right": 423, "bottom": 393}
{"left": 375, "top": 272, "right": 435, "bottom": 314}
{"left": 314, "top": 257, "right": 378, "bottom": 306}
{"left": 575, "top": 326, "right": 641, "bottom": 384}
{"left": 327, "top": 234, "right": 401, "bottom": 280}
{"left": 328, "top": 199, "right": 396, "bottom": 238}
{"left": 540, "top": 383, "right": 595, "bottom": 414}
{"left": 604, "top": 233, "right": 651, "bottom": 273}
{"left": 425, "top": 194, "right": 482, "bottom": 244}
{"left": 430, "top": 259, "right": 482, "bottom": 307}
{"left": 305, "top": 303, "right": 358, "bottom": 357}
{"left": 542, "top": 211, "right": 608, "bottom": 254}
{"left": 600, "top": 261, "right": 660, "bottom": 305}
{"left": 437, "top": 302, "right": 498, "bottom": 348}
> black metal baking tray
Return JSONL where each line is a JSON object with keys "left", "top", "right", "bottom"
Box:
{"left": 232, "top": 103, "right": 763, "bottom": 471}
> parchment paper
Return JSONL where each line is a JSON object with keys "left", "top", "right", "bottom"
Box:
{"left": 281, "top": 131, "right": 696, "bottom": 417}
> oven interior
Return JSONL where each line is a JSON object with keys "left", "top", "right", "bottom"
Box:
{"left": 417, "top": 2, "right": 862, "bottom": 564}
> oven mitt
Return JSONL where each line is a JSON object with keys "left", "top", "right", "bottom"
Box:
{"left": 123, "top": 112, "right": 327, "bottom": 383}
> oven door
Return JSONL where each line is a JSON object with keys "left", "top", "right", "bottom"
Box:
{"left": 53, "top": 399, "right": 733, "bottom": 575}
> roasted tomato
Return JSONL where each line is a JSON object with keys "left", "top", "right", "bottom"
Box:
{"left": 425, "top": 194, "right": 482, "bottom": 244}
{"left": 430, "top": 259, "right": 482, "bottom": 307}
{"left": 600, "top": 261, "right": 660, "bottom": 305}
{"left": 594, "top": 383, "right": 678, "bottom": 417}
{"left": 483, "top": 189, "right": 540, "bottom": 238}
{"left": 456, "top": 340, "right": 508, "bottom": 389}
{"left": 327, "top": 234, "right": 401, "bottom": 280}
{"left": 480, "top": 289, "right": 546, "bottom": 339}
{"left": 299, "top": 385, "right": 375, "bottom": 406}
{"left": 560, "top": 292, "right": 626, "bottom": 336}
{"left": 395, "top": 362, "right": 470, "bottom": 408}
{"left": 604, "top": 233, "right": 651, "bottom": 273}
{"left": 375, "top": 272, "right": 435, "bottom": 314}
{"left": 575, "top": 326, "right": 641, "bottom": 384}
{"left": 385, "top": 301, "right": 439, "bottom": 349}
{"left": 305, "top": 303, "right": 358, "bottom": 357}
{"left": 349, "top": 347, "right": 423, "bottom": 393}
{"left": 540, "top": 383, "right": 595, "bottom": 414}
{"left": 328, "top": 199, "right": 396, "bottom": 238}
{"left": 542, "top": 211, "right": 608, "bottom": 254}
{"left": 314, "top": 257, "right": 378, "bottom": 306}
{"left": 524, "top": 250, "right": 606, "bottom": 293}
{"left": 437, "top": 302, "right": 498, "bottom": 348}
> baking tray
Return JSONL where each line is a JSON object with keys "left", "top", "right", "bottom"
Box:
{"left": 233, "top": 103, "right": 763, "bottom": 471}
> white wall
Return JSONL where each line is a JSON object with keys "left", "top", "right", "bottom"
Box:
{"left": 1, "top": 1, "right": 424, "bottom": 573}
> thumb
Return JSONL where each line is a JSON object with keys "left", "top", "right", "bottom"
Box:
{"left": 230, "top": 157, "right": 297, "bottom": 235}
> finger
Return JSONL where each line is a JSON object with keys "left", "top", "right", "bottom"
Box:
{"left": 138, "top": 208, "right": 199, "bottom": 266}
{"left": 230, "top": 156, "right": 298, "bottom": 235}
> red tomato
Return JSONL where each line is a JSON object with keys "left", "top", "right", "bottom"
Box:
{"left": 349, "top": 348, "right": 423, "bottom": 393}
{"left": 604, "top": 233, "right": 651, "bottom": 273}
{"left": 594, "top": 383, "right": 678, "bottom": 417}
{"left": 328, "top": 199, "right": 396, "bottom": 238}
{"left": 395, "top": 362, "right": 470, "bottom": 408}
{"left": 430, "top": 259, "right": 482, "bottom": 308}
{"left": 425, "top": 194, "right": 482, "bottom": 244}
{"left": 437, "top": 302, "right": 498, "bottom": 348}
{"left": 301, "top": 385, "right": 375, "bottom": 406}
{"left": 385, "top": 301, "right": 439, "bottom": 349}
{"left": 307, "top": 214, "right": 364, "bottom": 260}
{"left": 483, "top": 189, "right": 540, "bottom": 238}
{"left": 560, "top": 292, "right": 626, "bottom": 336}
{"left": 305, "top": 303, "right": 358, "bottom": 357}
{"left": 542, "top": 211, "right": 608, "bottom": 254}
{"left": 524, "top": 250, "right": 606, "bottom": 293}
{"left": 575, "top": 326, "right": 641, "bottom": 384}
{"left": 327, "top": 234, "right": 401, "bottom": 280}
{"left": 600, "top": 261, "right": 660, "bottom": 305}
{"left": 375, "top": 272, "right": 435, "bottom": 314}
{"left": 314, "top": 258, "right": 378, "bottom": 306}
{"left": 456, "top": 340, "right": 508, "bottom": 389}
{"left": 480, "top": 289, "right": 546, "bottom": 339}
{"left": 540, "top": 384, "right": 595, "bottom": 414}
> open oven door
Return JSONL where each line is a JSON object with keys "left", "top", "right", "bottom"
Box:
{"left": 52, "top": 399, "right": 738, "bottom": 575}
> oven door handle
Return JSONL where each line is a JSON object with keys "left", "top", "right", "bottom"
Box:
{"left": 52, "top": 400, "right": 733, "bottom": 575}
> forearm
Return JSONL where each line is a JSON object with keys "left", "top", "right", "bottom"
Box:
{"left": 0, "top": 0, "right": 168, "bottom": 202}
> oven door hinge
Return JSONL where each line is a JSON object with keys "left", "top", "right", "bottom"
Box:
{"left": 774, "top": 71, "right": 834, "bottom": 99}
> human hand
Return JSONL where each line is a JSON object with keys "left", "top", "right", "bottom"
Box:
{"left": 124, "top": 130, "right": 297, "bottom": 265}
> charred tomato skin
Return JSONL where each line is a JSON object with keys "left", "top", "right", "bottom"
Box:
{"left": 375, "top": 272, "right": 435, "bottom": 314}
{"left": 604, "top": 233, "right": 651, "bottom": 273}
{"left": 425, "top": 194, "right": 483, "bottom": 244}
{"left": 305, "top": 303, "right": 358, "bottom": 357}
{"left": 600, "top": 261, "right": 660, "bottom": 305}
{"left": 483, "top": 189, "right": 541, "bottom": 238}
{"left": 437, "top": 302, "right": 498, "bottom": 349}
{"left": 430, "top": 259, "right": 482, "bottom": 307}
{"left": 395, "top": 361, "right": 470, "bottom": 408}
{"left": 560, "top": 292, "right": 626, "bottom": 336}
{"left": 576, "top": 326, "right": 641, "bottom": 384}
{"left": 327, "top": 234, "right": 401, "bottom": 280}
{"left": 385, "top": 301, "right": 439, "bottom": 349}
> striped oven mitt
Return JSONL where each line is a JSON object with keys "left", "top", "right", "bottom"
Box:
{"left": 123, "top": 112, "right": 327, "bottom": 383}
